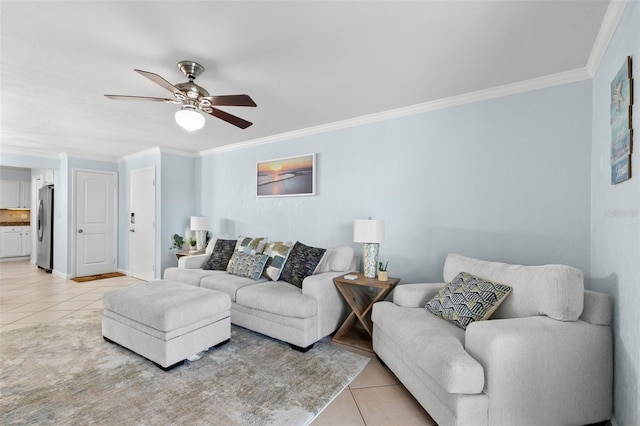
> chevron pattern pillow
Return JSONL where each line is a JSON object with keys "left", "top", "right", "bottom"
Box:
{"left": 425, "top": 272, "right": 512, "bottom": 330}
{"left": 227, "top": 252, "right": 270, "bottom": 280}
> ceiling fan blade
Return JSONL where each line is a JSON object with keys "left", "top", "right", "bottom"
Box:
{"left": 134, "top": 69, "right": 184, "bottom": 97}
{"left": 202, "top": 95, "right": 257, "bottom": 107}
{"left": 104, "top": 95, "right": 178, "bottom": 103}
{"left": 206, "top": 107, "right": 253, "bottom": 129}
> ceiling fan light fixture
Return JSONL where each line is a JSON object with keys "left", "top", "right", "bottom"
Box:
{"left": 175, "top": 106, "right": 205, "bottom": 131}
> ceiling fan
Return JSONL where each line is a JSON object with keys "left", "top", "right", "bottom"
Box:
{"left": 105, "top": 61, "right": 256, "bottom": 131}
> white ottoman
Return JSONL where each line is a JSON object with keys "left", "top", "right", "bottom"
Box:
{"left": 102, "top": 279, "right": 231, "bottom": 370}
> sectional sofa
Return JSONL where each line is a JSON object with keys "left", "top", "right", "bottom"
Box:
{"left": 164, "top": 236, "right": 356, "bottom": 350}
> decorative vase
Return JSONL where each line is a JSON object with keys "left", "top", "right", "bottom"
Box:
{"left": 378, "top": 271, "right": 388, "bottom": 281}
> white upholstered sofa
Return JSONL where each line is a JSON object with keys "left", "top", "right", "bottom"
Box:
{"left": 372, "top": 253, "right": 613, "bottom": 426}
{"left": 164, "top": 239, "right": 355, "bottom": 350}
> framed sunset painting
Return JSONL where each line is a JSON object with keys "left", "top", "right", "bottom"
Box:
{"left": 257, "top": 154, "right": 316, "bottom": 197}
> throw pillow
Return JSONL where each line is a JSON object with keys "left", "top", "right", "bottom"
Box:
{"left": 203, "top": 238, "right": 237, "bottom": 270}
{"left": 262, "top": 241, "right": 293, "bottom": 281}
{"left": 236, "top": 236, "right": 267, "bottom": 255}
{"left": 227, "top": 252, "right": 270, "bottom": 280}
{"left": 425, "top": 272, "right": 513, "bottom": 330}
{"left": 280, "top": 241, "right": 326, "bottom": 288}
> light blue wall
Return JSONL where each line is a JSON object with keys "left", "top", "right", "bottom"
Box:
{"left": 0, "top": 166, "right": 31, "bottom": 181}
{"left": 160, "top": 152, "right": 196, "bottom": 274}
{"left": 198, "top": 80, "right": 592, "bottom": 284}
{"left": 590, "top": 2, "right": 640, "bottom": 426}
{"left": 0, "top": 153, "right": 59, "bottom": 171}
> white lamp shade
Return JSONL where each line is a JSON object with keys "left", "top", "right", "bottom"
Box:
{"left": 190, "top": 216, "right": 210, "bottom": 231}
{"left": 175, "top": 108, "right": 205, "bottom": 131}
{"left": 353, "top": 219, "right": 385, "bottom": 243}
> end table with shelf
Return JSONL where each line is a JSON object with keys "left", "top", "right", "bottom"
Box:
{"left": 332, "top": 273, "right": 400, "bottom": 352}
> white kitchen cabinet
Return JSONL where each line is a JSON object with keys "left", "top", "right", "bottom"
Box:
{"left": 0, "top": 181, "right": 30, "bottom": 209}
{"left": 0, "top": 226, "right": 23, "bottom": 257}
{"left": 21, "top": 226, "right": 31, "bottom": 256}
{"left": 20, "top": 183, "right": 31, "bottom": 209}
{"left": 0, "top": 181, "right": 21, "bottom": 208}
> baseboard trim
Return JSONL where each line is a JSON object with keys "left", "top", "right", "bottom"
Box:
{"left": 0, "top": 256, "right": 30, "bottom": 263}
{"left": 52, "top": 269, "right": 71, "bottom": 280}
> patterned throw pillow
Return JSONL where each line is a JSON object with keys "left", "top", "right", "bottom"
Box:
{"left": 279, "top": 242, "right": 326, "bottom": 288}
{"left": 425, "top": 272, "right": 513, "bottom": 330}
{"left": 203, "top": 239, "right": 237, "bottom": 270}
{"left": 226, "top": 252, "right": 270, "bottom": 280}
{"left": 262, "top": 241, "right": 293, "bottom": 281}
{"left": 236, "top": 236, "right": 267, "bottom": 255}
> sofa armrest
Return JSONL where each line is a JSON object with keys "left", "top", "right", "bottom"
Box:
{"left": 465, "top": 316, "right": 612, "bottom": 425}
{"left": 580, "top": 290, "right": 612, "bottom": 325}
{"left": 178, "top": 254, "right": 208, "bottom": 269}
{"left": 302, "top": 272, "right": 349, "bottom": 339}
{"left": 392, "top": 283, "right": 446, "bottom": 308}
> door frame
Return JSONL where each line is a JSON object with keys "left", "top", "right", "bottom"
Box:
{"left": 71, "top": 168, "right": 118, "bottom": 278}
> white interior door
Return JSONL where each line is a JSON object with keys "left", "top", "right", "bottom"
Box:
{"left": 75, "top": 170, "right": 117, "bottom": 277}
{"left": 129, "top": 167, "right": 156, "bottom": 281}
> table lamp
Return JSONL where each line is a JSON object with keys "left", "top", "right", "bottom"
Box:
{"left": 190, "top": 216, "right": 210, "bottom": 252}
{"left": 353, "top": 219, "right": 385, "bottom": 279}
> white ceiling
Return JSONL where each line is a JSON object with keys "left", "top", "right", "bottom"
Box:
{"left": 0, "top": 1, "right": 614, "bottom": 161}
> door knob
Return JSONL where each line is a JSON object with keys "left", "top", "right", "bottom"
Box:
{"left": 78, "top": 229, "right": 83, "bottom": 234}
{"left": 130, "top": 229, "right": 135, "bottom": 232}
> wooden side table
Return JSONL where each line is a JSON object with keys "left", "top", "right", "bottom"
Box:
{"left": 174, "top": 250, "right": 205, "bottom": 261}
{"left": 332, "top": 273, "right": 400, "bottom": 352}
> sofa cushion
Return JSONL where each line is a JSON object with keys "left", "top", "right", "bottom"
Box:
{"left": 372, "top": 301, "right": 485, "bottom": 394}
{"left": 236, "top": 281, "right": 318, "bottom": 318}
{"left": 163, "top": 267, "right": 226, "bottom": 286}
{"left": 200, "top": 273, "right": 267, "bottom": 302}
{"left": 227, "top": 252, "right": 270, "bottom": 280}
{"left": 236, "top": 236, "right": 267, "bottom": 255}
{"left": 280, "top": 242, "right": 326, "bottom": 288}
{"left": 262, "top": 241, "right": 293, "bottom": 281}
{"left": 425, "top": 272, "right": 512, "bottom": 330}
{"left": 443, "top": 253, "right": 584, "bottom": 321}
{"left": 314, "top": 246, "right": 354, "bottom": 273}
{"left": 203, "top": 238, "right": 237, "bottom": 270}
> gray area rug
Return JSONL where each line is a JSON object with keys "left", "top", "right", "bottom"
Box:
{"left": 0, "top": 311, "right": 369, "bottom": 425}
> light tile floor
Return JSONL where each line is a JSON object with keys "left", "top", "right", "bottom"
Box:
{"left": 0, "top": 260, "right": 436, "bottom": 426}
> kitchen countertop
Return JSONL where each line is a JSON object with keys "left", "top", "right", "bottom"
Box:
{"left": 0, "top": 222, "right": 30, "bottom": 226}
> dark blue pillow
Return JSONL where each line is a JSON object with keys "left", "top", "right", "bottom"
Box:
{"left": 279, "top": 242, "right": 326, "bottom": 288}
{"left": 203, "top": 239, "right": 237, "bottom": 270}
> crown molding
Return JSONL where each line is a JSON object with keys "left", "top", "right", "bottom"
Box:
{"left": 119, "top": 147, "right": 161, "bottom": 162}
{"left": 119, "top": 146, "right": 196, "bottom": 163}
{"left": 586, "top": 0, "right": 628, "bottom": 76}
{"left": 201, "top": 67, "right": 592, "bottom": 156}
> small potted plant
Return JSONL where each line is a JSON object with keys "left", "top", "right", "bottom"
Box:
{"left": 169, "top": 234, "right": 184, "bottom": 251}
{"left": 378, "top": 261, "right": 389, "bottom": 281}
{"left": 189, "top": 238, "right": 198, "bottom": 253}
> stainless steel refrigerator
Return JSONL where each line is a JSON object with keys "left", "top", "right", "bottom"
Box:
{"left": 37, "top": 185, "right": 54, "bottom": 273}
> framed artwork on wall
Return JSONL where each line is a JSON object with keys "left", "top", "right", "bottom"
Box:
{"left": 257, "top": 153, "right": 316, "bottom": 197}
{"left": 610, "top": 56, "right": 633, "bottom": 185}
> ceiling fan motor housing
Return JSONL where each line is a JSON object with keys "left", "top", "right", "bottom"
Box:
{"left": 177, "top": 61, "right": 204, "bottom": 81}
